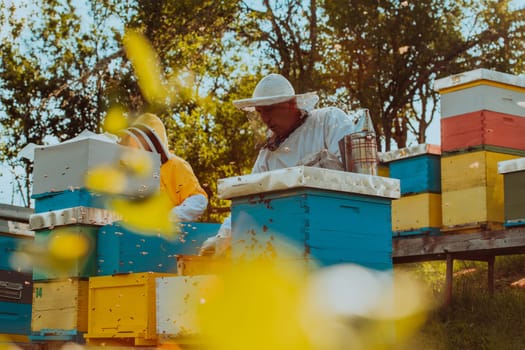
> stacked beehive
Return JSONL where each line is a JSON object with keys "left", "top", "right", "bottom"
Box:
{"left": 28, "top": 135, "right": 159, "bottom": 344}
{"left": 435, "top": 69, "right": 525, "bottom": 232}
{"left": 498, "top": 158, "right": 525, "bottom": 227}
{"left": 380, "top": 144, "right": 442, "bottom": 237}
{"left": 0, "top": 204, "right": 34, "bottom": 341}
{"left": 217, "top": 166, "right": 400, "bottom": 271}
{"left": 86, "top": 221, "right": 221, "bottom": 346}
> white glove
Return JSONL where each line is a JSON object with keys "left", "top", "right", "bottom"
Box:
{"left": 199, "top": 216, "right": 231, "bottom": 256}
{"left": 297, "top": 149, "right": 344, "bottom": 170}
{"left": 170, "top": 194, "right": 208, "bottom": 222}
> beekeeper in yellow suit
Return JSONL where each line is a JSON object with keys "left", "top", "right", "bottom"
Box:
{"left": 119, "top": 113, "right": 208, "bottom": 222}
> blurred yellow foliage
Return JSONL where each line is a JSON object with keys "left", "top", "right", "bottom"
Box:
{"left": 195, "top": 255, "right": 431, "bottom": 350}
{"left": 123, "top": 29, "right": 169, "bottom": 105}
{"left": 119, "top": 148, "right": 154, "bottom": 178}
{"left": 85, "top": 165, "right": 127, "bottom": 195}
{"left": 197, "top": 259, "right": 314, "bottom": 350}
{"left": 103, "top": 105, "right": 128, "bottom": 134}
{"left": 109, "top": 190, "right": 178, "bottom": 238}
{"left": 48, "top": 229, "right": 90, "bottom": 260}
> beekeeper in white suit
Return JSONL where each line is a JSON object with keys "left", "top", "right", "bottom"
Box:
{"left": 200, "top": 73, "right": 356, "bottom": 256}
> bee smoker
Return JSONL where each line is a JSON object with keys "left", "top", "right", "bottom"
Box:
{"left": 339, "top": 108, "right": 378, "bottom": 175}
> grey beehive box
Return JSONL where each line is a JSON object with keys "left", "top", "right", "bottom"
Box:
{"left": 32, "top": 138, "right": 160, "bottom": 197}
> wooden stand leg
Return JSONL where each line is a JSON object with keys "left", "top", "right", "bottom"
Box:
{"left": 445, "top": 254, "right": 454, "bottom": 306}
{"left": 487, "top": 256, "right": 495, "bottom": 296}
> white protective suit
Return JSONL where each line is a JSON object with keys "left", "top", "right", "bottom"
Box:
{"left": 252, "top": 106, "right": 355, "bottom": 173}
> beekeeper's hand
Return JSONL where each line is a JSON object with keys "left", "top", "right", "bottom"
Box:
{"left": 170, "top": 194, "right": 208, "bottom": 222}
{"left": 297, "top": 149, "right": 343, "bottom": 170}
{"left": 200, "top": 216, "right": 231, "bottom": 257}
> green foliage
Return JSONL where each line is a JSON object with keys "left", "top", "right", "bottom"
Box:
{"left": 0, "top": 0, "right": 524, "bottom": 208}
{"left": 402, "top": 255, "right": 525, "bottom": 350}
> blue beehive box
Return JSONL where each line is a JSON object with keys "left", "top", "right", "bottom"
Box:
{"left": 0, "top": 269, "right": 33, "bottom": 335}
{"left": 28, "top": 207, "right": 121, "bottom": 281}
{"left": 0, "top": 234, "right": 34, "bottom": 271}
{"left": 96, "top": 221, "right": 221, "bottom": 275}
{"left": 33, "top": 189, "right": 107, "bottom": 213}
{"left": 218, "top": 166, "right": 400, "bottom": 271}
{"left": 32, "top": 225, "right": 100, "bottom": 281}
{"left": 0, "top": 301, "right": 32, "bottom": 335}
{"left": 381, "top": 144, "right": 441, "bottom": 195}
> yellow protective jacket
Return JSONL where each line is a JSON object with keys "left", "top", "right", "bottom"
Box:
{"left": 160, "top": 154, "right": 208, "bottom": 207}
{"left": 120, "top": 113, "right": 208, "bottom": 220}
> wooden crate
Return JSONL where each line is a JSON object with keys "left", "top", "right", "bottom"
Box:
{"left": 85, "top": 272, "right": 176, "bottom": 346}
{"left": 219, "top": 167, "right": 399, "bottom": 272}
{"left": 498, "top": 158, "right": 525, "bottom": 227}
{"left": 31, "top": 278, "right": 89, "bottom": 334}
{"left": 435, "top": 68, "right": 525, "bottom": 118}
{"left": 96, "top": 222, "right": 221, "bottom": 276}
{"left": 441, "top": 111, "right": 525, "bottom": 153}
{"left": 392, "top": 193, "right": 442, "bottom": 236}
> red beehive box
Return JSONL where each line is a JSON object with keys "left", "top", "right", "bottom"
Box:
{"left": 441, "top": 110, "right": 525, "bottom": 153}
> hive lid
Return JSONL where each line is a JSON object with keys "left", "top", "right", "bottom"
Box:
{"left": 434, "top": 68, "right": 525, "bottom": 92}
{"left": 379, "top": 144, "right": 441, "bottom": 163}
{"left": 29, "top": 206, "right": 122, "bottom": 230}
{"left": 498, "top": 157, "right": 525, "bottom": 174}
{"left": 218, "top": 166, "right": 400, "bottom": 200}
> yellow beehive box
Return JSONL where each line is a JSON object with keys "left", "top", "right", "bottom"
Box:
{"left": 31, "top": 278, "right": 89, "bottom": 333}
{"left": 441, "top": 150, "right": 518, "bottom": 231}
{"left": 85, "top": 272, "right": 176, "bottom": 346}
{"left": 441, "top": 150, "right": 518, "bottom": 191}
{"left": 176, "top": 255, "right": 230, "bottom": 276}
{"left": 392, "top": 193, "right": 442, "bottom": 236}
{"left": 377, "top": 163, "right": 389, "bottom": 177}
{"left": 442, "top": 186, "right": 505, "bottom": 231}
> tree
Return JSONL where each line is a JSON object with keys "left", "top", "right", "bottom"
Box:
{"left": 235, "top": 0, "right": 524, "bottom": 150}
{"left": 0, "top": 0, "right": 121, "bottom": 205}
{"left": 325, "top": 0, "right": 525, "bottom": 150}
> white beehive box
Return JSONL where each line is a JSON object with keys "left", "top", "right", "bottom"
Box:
{"left": 32, "top": 136, "right": 160, "bottom": 197}
{"left": 156, "top": 275, "right": 218, "bottom": 340}
{"left": 434, "top": 68, "right": 525, "bottom": 118}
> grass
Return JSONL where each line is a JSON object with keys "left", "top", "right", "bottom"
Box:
{"left": 399, "top": 254, "right": 525, "bottom": 350}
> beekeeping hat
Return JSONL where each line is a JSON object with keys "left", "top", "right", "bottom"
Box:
{"left": 120, "top": 113, "right": 172, "bottom": 164}
{"left": 233, "top": 73, "right": 319, "bottom": 112}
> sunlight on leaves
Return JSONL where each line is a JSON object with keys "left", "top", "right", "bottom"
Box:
{"left": 108, "top": 190, "right": 179, "bottom": 239}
